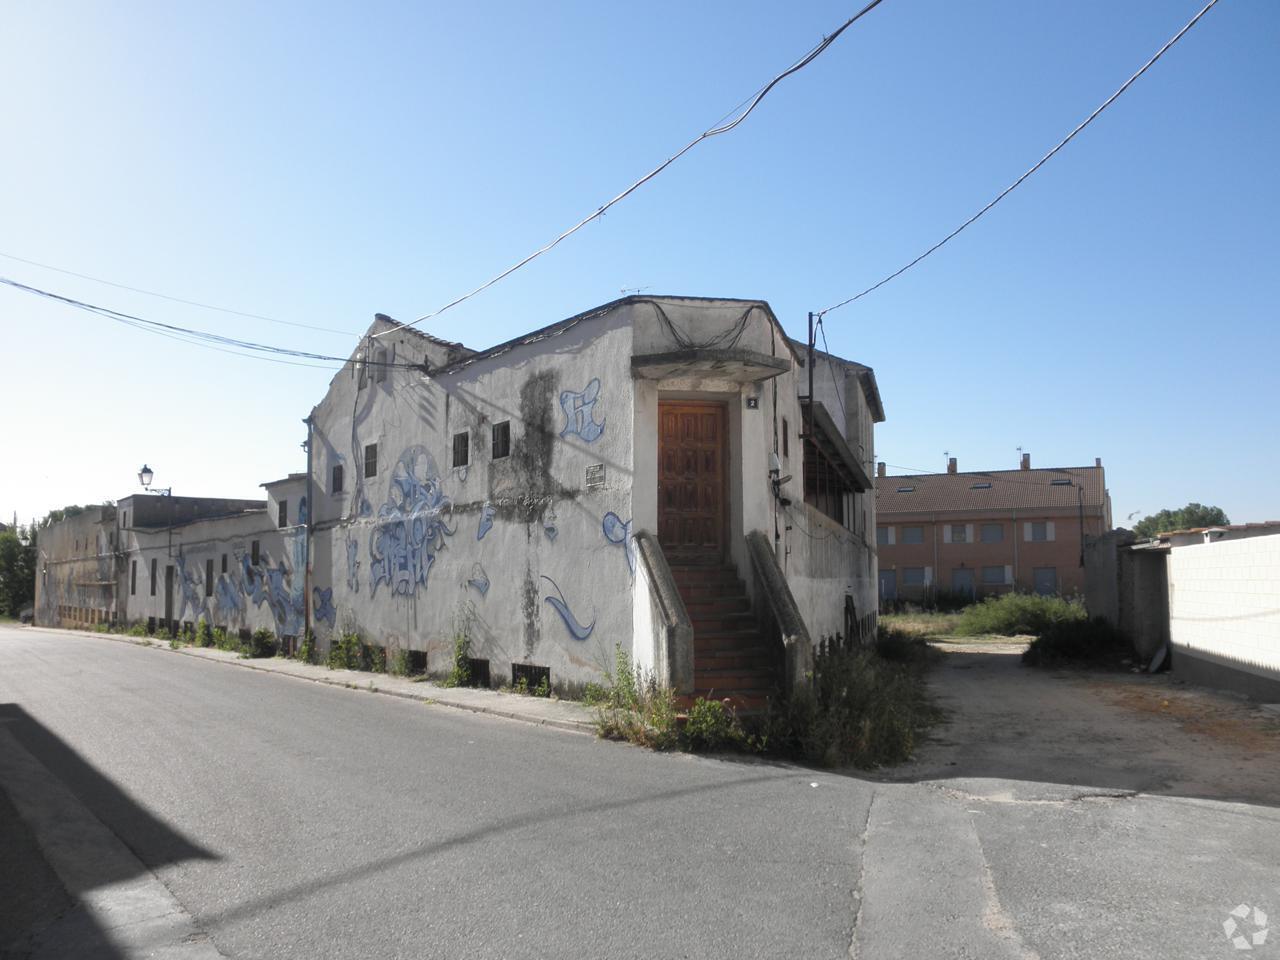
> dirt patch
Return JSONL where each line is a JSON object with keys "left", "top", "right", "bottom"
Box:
{"left": 1095, "top": 680, "right": 1280, "bottom": 752}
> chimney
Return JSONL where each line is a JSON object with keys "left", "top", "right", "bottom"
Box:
{"left": 877, "top": 462, "right": 886, "bottom": 478}
{"left": 1095, "top": 457, "right": 1102, "bottom": 468}
{"left": 1020, "top": 452, "right": 1031, "bottom": 471}
{"left": 947, "top": 457, "right": 957, "bottom": 474}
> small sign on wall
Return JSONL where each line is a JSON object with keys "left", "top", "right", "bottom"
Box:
{"left": 585, "top": 464, "right": 605, "bottom": 489}
{"left": 745, "top": 396, "right": 760, "bottom": 409}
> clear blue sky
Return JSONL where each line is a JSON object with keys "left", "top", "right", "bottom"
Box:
{"left": 1, "top": 0, "right": 1276, "bottom": 530}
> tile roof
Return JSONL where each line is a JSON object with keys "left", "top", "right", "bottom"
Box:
{"left": 877, "top": 466, "right": 1106, "bottom": 516}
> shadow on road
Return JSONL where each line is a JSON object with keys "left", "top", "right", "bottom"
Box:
{"left": 0, "top": 704, "right": 219, "bottom": 958}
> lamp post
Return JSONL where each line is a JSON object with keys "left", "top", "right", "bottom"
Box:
{"left": 137, "top": 464, "right": 172, "bottom": 496}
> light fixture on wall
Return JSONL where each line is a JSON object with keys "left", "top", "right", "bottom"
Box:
{"left": 137, "top": 464, "right": 172, "bottom": 496}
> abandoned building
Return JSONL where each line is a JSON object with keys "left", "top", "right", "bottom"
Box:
{"left": 34, "top": 295, "right": 885, "bottom": 703}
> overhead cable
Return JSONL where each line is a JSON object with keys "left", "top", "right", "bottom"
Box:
{"left": 383, "top": 0, "right": 889, "bottom": 338}
{"left": 817, "top": 0, "right": 1222, "bottom": 318}
{"left": 0, "top": 250, "right": 353, "bottom": 335}
{"left": 0, "top": 276, "right": 421, "bottom": 370}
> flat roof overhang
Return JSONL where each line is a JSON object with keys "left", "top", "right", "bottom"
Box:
{"left": 631, "top": 348, "right": 790, "bottom": 383}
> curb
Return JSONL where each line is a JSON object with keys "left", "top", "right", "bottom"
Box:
{"left": 20, "top": 625, "right": 596, "bottom": 736}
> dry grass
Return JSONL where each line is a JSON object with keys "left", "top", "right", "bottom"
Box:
{"left": 880, "top": 611, "right": 962, "bottom": 639}
{"left": 1097, "top": 683, "right": 1280, "bottom": 752}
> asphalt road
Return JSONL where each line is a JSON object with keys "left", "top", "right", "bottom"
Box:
{"left": 2, "top": 625, "right": 1278, "bottom": 960}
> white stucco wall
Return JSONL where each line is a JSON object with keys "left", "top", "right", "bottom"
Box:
{"left": 1168, "top": 533, "right": 1280, "bottom": 680}
{"left": 308, "top": 312, "right": 637, "bottom": 691}
{"left": 118, "top": 511, "right": 292, "bottom": 636}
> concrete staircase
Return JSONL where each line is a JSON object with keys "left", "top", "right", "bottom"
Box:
{"left": 672, "top": 564, "right": 779, "bottom": 712}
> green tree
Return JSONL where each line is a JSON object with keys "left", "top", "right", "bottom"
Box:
{"left": 1132, "top": 503, "right": 1230, "bottom": 539}
{"left": 0, "top": 530, "right": 36, "bottom": 616}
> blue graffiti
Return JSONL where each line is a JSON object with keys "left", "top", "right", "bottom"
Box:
{"left": 541, "top": 575, "right": 595, "bottom": 641}
{"left": 602, "top": 512, "right": 636, "bottom": 575}
{"left": 313, "top": 587, "right": 336, "bottom": 626}
{"left": 241, "top": 552, "right": 303, "bottom": 636}
{"left": 345, "top": 538, "right": 360, "bottom": 593}
{"left": 175, "top": 552, "right": 206, "bottom": 622}
{"left": 297, "top": 496, "right": 309, "bottom": 527}
{"left": 467, "top": 563, "right": 490, "bottom": 597}
{"left": 559, "top": 378, "right": 605, "bottom": 442}
{"left": 477, "top": 501, "right": 495, "bottom": 541}
{"left": 370, "top": 447, "right": 454, "bottom": 596}
{"left": 214, "top": 574, "right": 244, "bottom": 618}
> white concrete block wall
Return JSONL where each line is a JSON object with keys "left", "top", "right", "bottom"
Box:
{"left": 1168, "top": 534, "right": 1280, "bottom": 677}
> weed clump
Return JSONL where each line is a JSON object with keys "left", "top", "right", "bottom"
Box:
{"left": 195, "top": 619, "right": 215, "bottom": 648}
{"left": 244, "top": 628, "right": 278, "bottom": 658}
{"left": 327, "top": 632, "right": 364, "bottom": 670}
{"left": 954, "top": 593, "right": 1086, "bottom": 637}
{"left": 295, "top": 630, "right": 316, "bottom": 664}
{"left": 591, "top": 646, "right": 680, "bottom": 750}
{"left": 762, "top": 632, "right": 941, "bottom": 768}
{"left": 1022, "top": 617, "right": 1128, "bottom": 667}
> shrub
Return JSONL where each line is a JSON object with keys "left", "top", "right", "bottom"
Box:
{"left": 592, "top": 646, "right": 680, "bottom": 750}
{"left": 327, "top": 632, "right": 363, "bottom": 670}
{"left": 213, "top": 627, "right": 239, "bottom": 652}
{"left": 195, "top": 619, "right": 215, "bottom": 648}
{"left": 683, "top": 697, "right": 742, "bottom": 751}
{"left": 762, "top": 637, "right": 940, "bottom": 769}
{"left": 126, "top": 622, "right": 149, "bottom": 637}
{"left": 367, "top": 644, "right": 387, "bottom": 673}
{"left": 439, "top": 631, "right": 472, "bottom": 688}
{"left": 1022, "top": 617, "right": 1128, "bottom": 667}
{"left": 954, "top": 593, "right": 1086, "bottom": 637}
{"left": 874, "top": 625, "right": 936, "bottom": 664}
{"left": 244, "top": 628, "right": 278, "bottom": 658}
{"left": 295, "top": 630, "right": 316, "bottom": 664}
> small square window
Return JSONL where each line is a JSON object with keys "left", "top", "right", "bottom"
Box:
{"left": 876, "top": 526, "right": 889, "bottom": 546}
{"left": 492, "top": 421, "right": 510, "bottom": 460}
{"left": 1031, "top": 521, "right": 1048, "bottom": 542}
{"left": 453, "top": 431, "right": 469, "bottom": 468}
{"left": 364, "top": 443, "right": 378, "bottom": 479}
{"left": 332, "top": 464, "right": 344, "bottom": 493}
{"left": 897, "top": 485, "right": 916, "bottom": 493}
{"left": 251, "top": 540, "right": 261, "bottom": 565}
{"left": 278, "top": 499, "right": 288, "bottom": 528}
{"left": 221, "top": 553, "right": 228, "bottom": 574}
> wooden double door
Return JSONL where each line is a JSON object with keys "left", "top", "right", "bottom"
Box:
{"left": 658, "top": 401, "right": 727, "bottom": 566}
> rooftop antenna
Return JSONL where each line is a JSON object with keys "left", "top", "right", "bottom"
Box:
{"left": 943, "top": 450, "right": 950, "bottom": 470}
{"left": 620, "top": 286, "right": 650, "bottom": 296}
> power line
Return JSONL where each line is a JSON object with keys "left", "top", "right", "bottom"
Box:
{"left": 0, "top": 276, "right": 423, "bottom": 370}
{"left": 384, "top": 0, "right": 890, "bottom": 339}
{"left": 817, "top": 0, "right": 1222, "bottom": 319}
{"left": 0, "top": 250, "right": 354, "bottom": 336}
{"left": 816, "top": 317, "right": 849, "bottom": 427}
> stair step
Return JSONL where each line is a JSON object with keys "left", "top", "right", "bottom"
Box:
{"left": 678, "top": 690, "right": 774, "bottom": 714}
{"left": 693, "top": 668, "right": 776, "bottom": 689}
{"left": 670, "top": 566, "right": 740, "bottom": 582}
{"left": 683, "top": 596, "right": 750, "bottom": 615}
{"left": 690, "top": 611, "right": 756, "bottom": 632}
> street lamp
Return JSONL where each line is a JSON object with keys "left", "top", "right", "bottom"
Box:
{"left": 138, "top": 464, "right": 172, "bottom": 496}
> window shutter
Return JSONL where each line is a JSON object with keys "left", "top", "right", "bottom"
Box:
{"left": 966, "top": 524, "right": 974, "bottom": 543}
{"left": 924, "top": 566, "right": 933, "bottom": 585}
{"left": 1046, "top": 521, "right": 1056, "bottom": 541}
{"left": 1004, "top": 564, "right": 1013, "bottom": 584}
{"left": 1024, "top": 522, "right": 1033, "bottom": 541}
{"left": 942, "top": 525, "right": 952, "bottom": 544}
{"left": 888, "top": 527, "right": 895, "bottom": 545}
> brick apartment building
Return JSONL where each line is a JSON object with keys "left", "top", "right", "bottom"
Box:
{"left": 876, "top": 454, "right": 1112, "bottom": 604}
